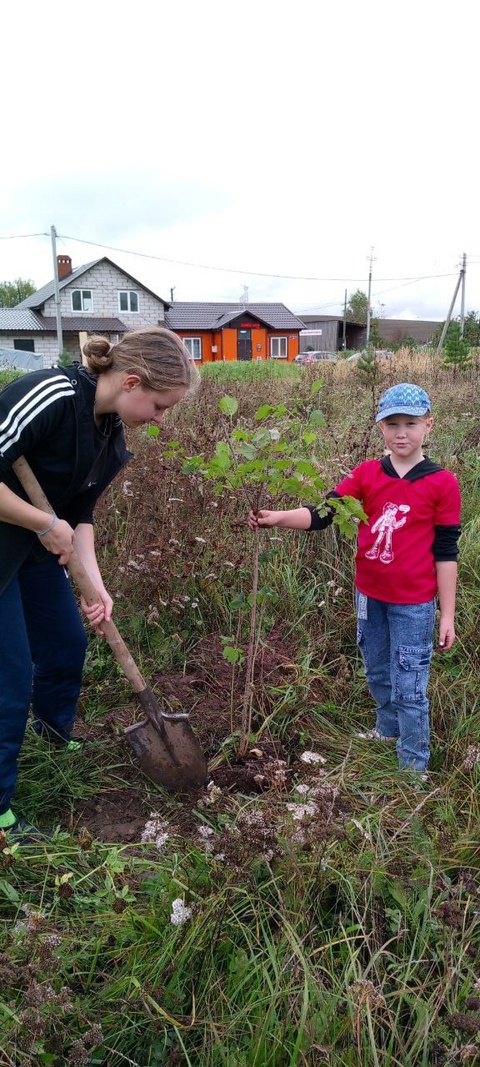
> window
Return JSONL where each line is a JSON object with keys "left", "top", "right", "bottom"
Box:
{"left": 183, "top": 337, "right": 202, "bottom": 361}
{"left": 13, "top": 338, "right": 35, "bottom": 351}
{"left": 118, "top": 291, "right": 139, "bottom": 313}
{"left": 270, "top": 336, "right": 288, "bottom": 359}
{"left": 71, "top": 289, "right": 93, "bottom": 312}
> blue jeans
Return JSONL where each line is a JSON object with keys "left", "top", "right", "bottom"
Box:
{"left": 0, "top": 553, "right": 88, "bottom": 815}
{"left": 355, "top": 590, "right": 435, "bottom": 773}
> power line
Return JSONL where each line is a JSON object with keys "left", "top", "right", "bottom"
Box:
{"left": 0, "top": 228, "right": 462, "bottom": 287}
{"left": 55, "top": 232, "right": 458, "bottom": 285}
{"left": 0, "top": 232, "right": 48, "bottom": 240}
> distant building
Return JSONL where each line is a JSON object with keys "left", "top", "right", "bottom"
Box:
{"left": 298, "top": 313, "right": 441, "bottom": 351}
{"left": 1, "top": 255, "right": 169, "bottom": 365}
{"left": 165, "top": 302, "right": 305, "bottom": 363}
{"left": 375, "top": 319, "right": 440, "bottom": 345}
{"left": 298, "top": 314, "right": 366, "bottom": 352}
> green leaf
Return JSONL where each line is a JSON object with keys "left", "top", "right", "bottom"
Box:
{"left": 147, "top": 425, "right": 160, "bottom": 437}
{"left": 295, "top": 460, "right": 318, "bottom": 477}
{"left": 310, "top": 379, "right": 323, "bottom": 396}
{"left": 234, "top": 442, "right": 257, "bottom": 461}
{"left": 255, "top": 404, "right": 273, "bottom": 420}
{"left": 308, "top": 409, "right": 326, "bottom": 428}
{"left": 219, "top": 395, "right": 239, "bottom": 416}
{"left": 0, "top": 878, "right": 20, "bottom": 902}
{"left": 222, "top": 646, "right": 245, "bottom": 665}
{"left": 302, "top": 432, "right": 317, "bottom": 445}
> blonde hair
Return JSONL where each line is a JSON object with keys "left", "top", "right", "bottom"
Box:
{"left": 82, "top": 327, "right": 193, "bottom": 391}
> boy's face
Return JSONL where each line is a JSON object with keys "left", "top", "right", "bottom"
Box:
{"left": 379, "top": 413, "right": 433, "bottom": 461}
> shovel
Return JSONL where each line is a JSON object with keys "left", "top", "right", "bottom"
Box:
{"left": 13, "top": 456, "right": 208, "bottom": 792}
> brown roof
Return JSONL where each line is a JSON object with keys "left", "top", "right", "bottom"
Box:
{"left": 37, "top": 316, "right": 127, "bottom": 333}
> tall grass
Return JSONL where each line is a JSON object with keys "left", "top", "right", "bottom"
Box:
{"left": 1, "top": 358, "right": 480, "bottom": 1065}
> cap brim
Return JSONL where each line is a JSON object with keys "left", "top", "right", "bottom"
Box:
{"left": 376, "top": 405, "right": 430, "bottom": 423}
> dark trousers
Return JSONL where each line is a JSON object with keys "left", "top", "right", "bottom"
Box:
{"left": 0, "top": 553, "right": 87, "bottom": 814}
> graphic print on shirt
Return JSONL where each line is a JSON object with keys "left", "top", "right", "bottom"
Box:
{"left": 365, "top": 502, "right": 411, "bottom": 564}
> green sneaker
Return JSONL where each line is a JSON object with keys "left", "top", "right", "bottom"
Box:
{"left": 0, "top": 809, "right": 50, "bottom": 844}
{"left": 65, "top": 739, "right": 84, "bottom": 753}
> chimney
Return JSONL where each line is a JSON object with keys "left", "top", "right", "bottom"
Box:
{"left": 57, "top": 255, "right": 72, "bottom": 280}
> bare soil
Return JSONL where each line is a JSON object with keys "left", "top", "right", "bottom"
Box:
{"left": 68, "top": 632, "right": 313, "bottom": 843}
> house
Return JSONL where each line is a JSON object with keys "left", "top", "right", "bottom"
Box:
{"left": 0, "top": 255, "right": 169, "bottom": 366}
{"left": 298, "top": 314, "right": 366, "bottom": 353}
{"left": 1, "top": 254, "right": 305, "bottom": 366}
{"left": 164, "top": 302, "right": 305, "bottom": 363}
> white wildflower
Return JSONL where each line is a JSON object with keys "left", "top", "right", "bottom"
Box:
{"left": 141, "top": 815, "right": 170, "bottom": 850}
{"left": 214, "top": 853, "right": 225, "bottom": 861}
{"left": 269, "top": 428, "right": 281, "bottom": 442}
{"left": 295, "top": 783, "right": 311, "bottom": 795}
{"left": 286, "top": 802, "right": 318, "bottom": 820}
{"left": 168, "top": 538, "right": 180, "bottom": 546}
{"left": 197, "top": 825, "right": 215, "bottom": 839}
{"left": 194, "top": 536, "right": 207, "bottom": 544}
{"left": 170, "top": 898, "right": 192, "bottom": 926}
{"left": 198, "top": 782, "right": 222, "bottom": 807}
{"left": 462, "top": 745, "right": 480, "bottom": 770}
{"left": 300, "top": 751, "right": 327, "bottom": 765}
{"left": 122, "top": 480, "right": 134, "bottom": 496}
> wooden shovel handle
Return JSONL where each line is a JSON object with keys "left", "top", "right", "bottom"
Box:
{"left": 13, "top": 456, "right": 148, "bottom": 697}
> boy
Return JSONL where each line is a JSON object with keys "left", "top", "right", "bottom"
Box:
{"left": 248, "top": 384, "right": 461, "bottom": 775}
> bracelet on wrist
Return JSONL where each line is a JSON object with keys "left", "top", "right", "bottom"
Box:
{"left": 37, "top": 515, "right": 58, "bottom": 538}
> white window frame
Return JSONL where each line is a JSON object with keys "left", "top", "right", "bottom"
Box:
{"left": 118, "top": 290, "right": 139, "bottom": 313}
{"left": 183, "top": 336, "right": 202, "bottom": 361}
{"left": 270, "top": 335, "right": 288, "bottom": 359}
{"left": 71, "top": 289, "right": 93, "bottom": 312}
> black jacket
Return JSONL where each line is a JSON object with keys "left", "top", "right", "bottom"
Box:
{"left": 0, "top": 364, "right": 132, "bottom": 594}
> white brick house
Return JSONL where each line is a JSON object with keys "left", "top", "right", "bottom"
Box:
{"left": 0, "top": 256, "right": 169, "bottom": 367}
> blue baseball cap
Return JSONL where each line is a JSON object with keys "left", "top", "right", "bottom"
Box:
{"left": 376, "top": 383, "right": 432, "bottom": 423}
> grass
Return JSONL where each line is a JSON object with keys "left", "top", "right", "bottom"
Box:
{"left": 1, "top": 357, "right": 480, "bottom": 1065}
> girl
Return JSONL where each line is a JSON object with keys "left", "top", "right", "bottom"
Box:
{"left": 0, "top": 327, "right": 193, "bottom": 837}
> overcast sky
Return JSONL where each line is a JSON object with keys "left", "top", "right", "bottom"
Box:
{"left": 2, "top": 0, "right": 480, "bottom": 321}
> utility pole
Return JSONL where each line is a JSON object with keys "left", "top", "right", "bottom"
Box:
{"left": 365, "top": 246, "right": 375, "bottom": 346}
{"left": 342, "top": 288, "right": 347, "bottom": 349}
{"left": 459, "top": 252, "right": 466, "bottom": 339}
{"left": 50, "top": 225, "right": 63, "bottom": 356}
{"left": 435, "top": 256, "right": 465, "bottom": 356}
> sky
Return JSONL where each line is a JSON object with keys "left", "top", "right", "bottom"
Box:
{"left": 2, "top": 0, "right": 480, "bottom": 322}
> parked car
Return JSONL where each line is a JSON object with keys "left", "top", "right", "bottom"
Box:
{"left": 346, "top": 349, "right": 395, "bottom": 362}
{"left": 294, "top": 350, "right": 337, "bottom": 364}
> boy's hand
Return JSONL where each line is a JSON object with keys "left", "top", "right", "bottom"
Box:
{"left": 438, "top": 617, "right": 455, "bottom": 651}
{"left": 248, "top": 509, "right": 281, "bottom": 530}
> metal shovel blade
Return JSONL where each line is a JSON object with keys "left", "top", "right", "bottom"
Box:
{"left": 124, "top": 711, "right": 208, "bottom": 791}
